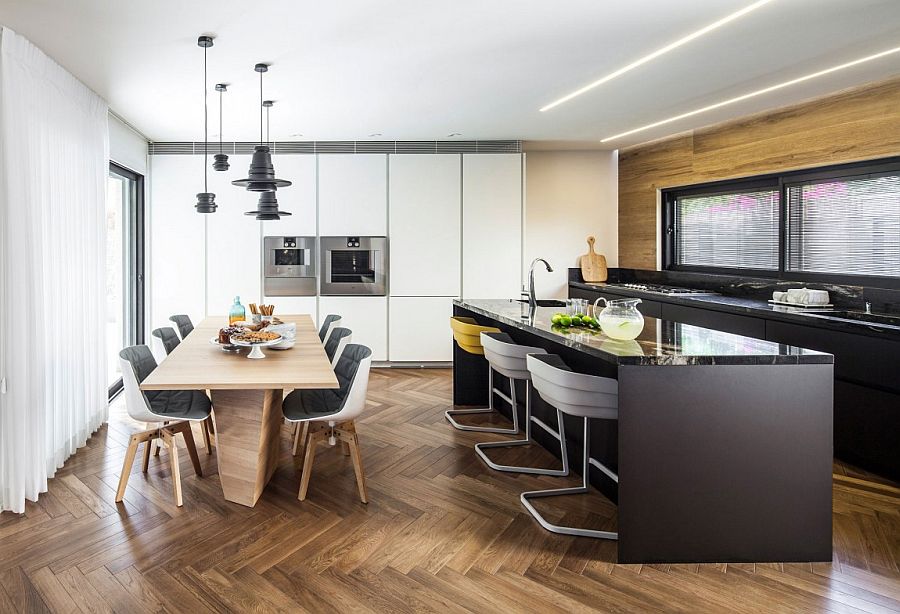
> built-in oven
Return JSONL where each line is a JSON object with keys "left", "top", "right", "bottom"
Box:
{"left": 320, "top": 236, "right": 388, "bottom": 296}
{"left": 262, "top": 236, "right": 317, "bottom": 296}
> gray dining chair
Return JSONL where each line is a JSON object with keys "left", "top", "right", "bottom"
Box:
{"left": 324, "top": 327, "right": 352, "bottom": 368}
{"left": 151, "top": 327, "right": 181, "bottom": 355}
{"left": 318, "top": 314, "right": 342, "bottom": 344}
{"left": 283, "top": 344, "right": 373, "bottom": 503}
{"left": 169, "top": 314, "right": 194, "bottom": 339}
{"left": 116, "top": 345, "right": 211, "bottom": 507}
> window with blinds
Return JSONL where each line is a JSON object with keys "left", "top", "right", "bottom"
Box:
{"left": 786, "top": 173, "right": 900, "bottom": 278}
{"left": 674, "top": 188, "right": 780, "bottom": 270}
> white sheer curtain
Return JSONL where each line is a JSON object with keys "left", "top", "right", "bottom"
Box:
{"left": 0, "top": 27, "right": 109, "bottom": 513}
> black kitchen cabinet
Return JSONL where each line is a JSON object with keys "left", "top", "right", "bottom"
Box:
{"left": 660, "top": 303, "right": 766, "bottom": 339}
{"left": 765, "top": 321, "right": 900, "bottom": 394}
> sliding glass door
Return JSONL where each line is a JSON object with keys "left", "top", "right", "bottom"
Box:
{"left": 106, "top": 163, "right": 145, "bottom": 397}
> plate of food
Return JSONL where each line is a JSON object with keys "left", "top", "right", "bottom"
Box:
{"left": 210, "top": 326, "right": 243, "bottom": 352}
{"left": 229, "top": 330, "right": 283, "bottom": 359}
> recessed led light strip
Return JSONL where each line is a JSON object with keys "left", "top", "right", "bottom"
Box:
{"left": 540, "top": 0, "right": 776, "bottom": 112}
{"left": 600, "top": 45, "right": 900, "bottom": 143}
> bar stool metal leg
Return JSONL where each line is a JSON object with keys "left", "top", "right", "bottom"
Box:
{"left": 445, "top": 367, "right": 520, "bottom": 435}
{"left": 520, "top": 417, "right": 618, "bottom": 540}
{"left": 475, "top": 383, "right": 570, "bottom": 476}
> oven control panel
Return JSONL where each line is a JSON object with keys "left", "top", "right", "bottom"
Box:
{"left": 346, "top": 237, "right": 360, "bottom": 247}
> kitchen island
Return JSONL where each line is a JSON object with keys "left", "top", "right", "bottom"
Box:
{"left": 453, "top": 299, "right": 834, "bottom": 564}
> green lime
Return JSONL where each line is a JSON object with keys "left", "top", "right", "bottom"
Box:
{"left": 560, "top": 316, "right": 572, "bottom": 327}
{"left": 551, "top": 313, "right": 563, "bottom": 325}
{"left": 571, "top": 316, "right": 583, "bottom": 326}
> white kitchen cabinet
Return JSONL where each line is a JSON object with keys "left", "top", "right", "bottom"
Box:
{"left": 388, "top": 297, "right": 454, "bottom": 362}
{"left": 319, "top": 154, "right": 387, "bottom": 236}
{"left": 462, "top": 154, "right": 522, "bottom": 299}
{"left": 264, "top": 296, "right": 317, "bottom": 320}
{"left": 261, "top": 155, "right": 317, "bottom": 237}
{"left": 389, "top": 154, "right": 460, "bottom": 297}
{"left": 149, "top": 155, "right": 206, "bottom": 332}
{"left": 205, "top": 155, "right": 262, "bottom": 315}
{"left": 318, "top": 296, "right": 388, "bottom": 361}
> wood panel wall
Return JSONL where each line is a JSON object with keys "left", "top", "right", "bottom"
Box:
{"left": 618, "top": 76, "right": 900, "bottom": 269}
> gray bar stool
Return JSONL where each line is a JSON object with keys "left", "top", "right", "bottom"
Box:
{"left": 475, "top": 332, "right": 569, "bottom": 476}
{"left": 520, "top": 353, "right": 619, "bottom": 540}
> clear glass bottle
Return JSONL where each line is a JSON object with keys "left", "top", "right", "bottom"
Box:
{"left": 228, "top": 296, "right": 246, "bottom": 325}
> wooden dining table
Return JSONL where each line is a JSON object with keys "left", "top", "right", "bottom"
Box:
{"left": 140, "top": 314, "right": 339, "bottom": 507}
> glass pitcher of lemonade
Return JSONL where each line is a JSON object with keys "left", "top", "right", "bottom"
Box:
{"left": 593, "top": 297, "right": 645, "bottom": 341}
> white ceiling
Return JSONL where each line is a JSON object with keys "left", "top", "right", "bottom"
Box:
{"left": 1, "top": 0, "right": 899, "bottom": 147}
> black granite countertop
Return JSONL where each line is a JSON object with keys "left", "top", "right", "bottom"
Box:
{"left": 570, "top": 281, "right": 900, "bottom": 339}
{"left": 455, "top": 299, "right": 833, "bottom": 366}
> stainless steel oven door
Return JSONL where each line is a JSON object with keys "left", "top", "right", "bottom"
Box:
{"left": 320, "top": 236, "right": 388, "bottom": 295}
{"left": 263, "top": 236, "right": 315, "bottom": 278}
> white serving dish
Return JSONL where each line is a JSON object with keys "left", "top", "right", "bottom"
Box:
{"left": 768, "top": 299, "right": 834, "bottom": 308}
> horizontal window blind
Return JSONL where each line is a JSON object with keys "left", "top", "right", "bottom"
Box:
{"left": 675, "top": 189, "right": 780, "bottom": 270}
{"left": 786, "top": 174, "right": 900, "bottom": 277}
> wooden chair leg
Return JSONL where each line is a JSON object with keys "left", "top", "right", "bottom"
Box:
{"left": 115, "top": 434, "right": 141, "bottom": 503}
{"left": 141, "top": 439, "right": 152, "bottom": 473}
{"left": 201, "top": 417, "right": 212, "bottom": 456}
{"left": 339, "top": 422, "right": 368, "bottom": 504}
{"left": 298, "top": 430, "right": 323, "bottom": 501}
{"left": 292, "top": 421, "right": 309, "bottom": 458}
{"left": 163, "top": 430, "right": 183, "bottom": 507}
{"left": 179, "top": 422, "right": 203, "bottom": 477}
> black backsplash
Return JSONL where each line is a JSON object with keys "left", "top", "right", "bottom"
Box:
{"left": 569, "top": 268, "right": 900, "bottom": 314}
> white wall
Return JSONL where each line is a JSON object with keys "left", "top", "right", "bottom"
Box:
{"left": 108, "top": 114, "right": 147, "bottom": 175}
{"left": 524, "top": 150, "right": 618, "bottom": 299}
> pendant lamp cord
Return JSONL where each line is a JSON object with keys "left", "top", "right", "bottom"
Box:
{"left": 266, "top": 105, "right": 271, "bottom": 148}
{"left": 218, "top": 88, "right": 223, "bottom": 155}
{"left": 259, "top": 70, "right": 264, "bottom": 145}
{"left": 203, "top": 43, "right": 208, "bottom": 193}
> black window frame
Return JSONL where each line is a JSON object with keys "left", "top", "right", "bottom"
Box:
{"left": 108, "top": 162, "right": 146, "bottom": 400}
{"left": 661, "top": 156, "right": 900, "bottom": 290}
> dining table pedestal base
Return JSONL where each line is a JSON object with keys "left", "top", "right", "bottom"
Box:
{"left": 210, "top": 388, "right": 284, "bottom": 507}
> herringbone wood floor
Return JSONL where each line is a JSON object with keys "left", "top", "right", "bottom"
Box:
{"left": 1, "top": 368, "right": 898, "bottom": 613}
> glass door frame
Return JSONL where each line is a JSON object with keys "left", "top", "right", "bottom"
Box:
{"left": 108, "top": 162, "right": 146, "bottom": 399}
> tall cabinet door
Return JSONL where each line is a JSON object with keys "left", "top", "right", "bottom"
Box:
{"left": 149, "top": 155, "right": 207, "bottom": 331}
{"left": 462, "top": 154, "right": 522, "bottom": 299}
{"left": 261, "top": 155, "right": 317, "bottom": 237}
{"left": 206, "top": 154, "right": 262, "bottom": 316}
{"left": 319, "top": 154, "right": 387, "bottom": 236}
{"left": 389, "top": 154, "right": 460, "bottom": 297}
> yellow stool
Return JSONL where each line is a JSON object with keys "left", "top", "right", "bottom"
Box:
{"left": 446, "top": 317, "right": 519, "bottom": 434}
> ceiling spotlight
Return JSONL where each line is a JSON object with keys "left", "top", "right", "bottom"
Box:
{"left": 600, "top": 44, "right": 900, "bottom": 143}
{"left": 447, "top": 132, "right": 462, "bottom": 137}
{"left": 369, "top": 132, "right": 383, "bottom": 137}
{"left": 540, "top": 0, "right": 776, "bottom": 112}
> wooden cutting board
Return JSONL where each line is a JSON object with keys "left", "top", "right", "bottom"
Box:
{"left": 580, "top": 236, "right": 608, "bottom": 282}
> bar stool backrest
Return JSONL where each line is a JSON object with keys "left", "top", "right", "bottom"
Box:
{"left": 527, "top": 354, "right": 618, "bottom": 420}
{"left": 450, "top": 316, "right": 500, "bottom": 356}
{"left": 152, "top": 327, "right": 181, "bottom": 355}
{"left": 481, "top": 332, "right": 547, "bottom": 380}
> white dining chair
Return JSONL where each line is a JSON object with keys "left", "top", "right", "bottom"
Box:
{"left": 116, "top": 345, "right": 211, "bottom": 507}
{"left": 318, "top": 314, "right": 342, "bottom": 345}
{"left": 324, "top": 326, "right": 352, "bottom": 368}
{"left": 283, "top": 344, "right": 373, "bottom": 503}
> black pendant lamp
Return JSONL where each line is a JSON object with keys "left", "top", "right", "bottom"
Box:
{"left": 195, "top": 35, "right": 216, "bottom": 213}
{"left": 234, "top": 63, "right": 292, "bottom": 220}
{"left": 232, "top": 63, "right": 292, "bottom": 195}
{"left": 212, "top": 83, "right": 230, "bottom": 171}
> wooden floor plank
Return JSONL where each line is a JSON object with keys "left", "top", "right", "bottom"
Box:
{"left": 0, "top": 368, "right": 896, "bottom": 613}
